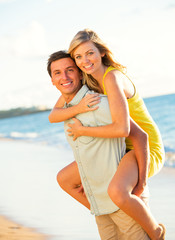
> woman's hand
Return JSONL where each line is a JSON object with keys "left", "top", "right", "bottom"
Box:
{"left": 67, "top": 118, "right": 83, "bottom": 141}
{"left": 77, "top": 93, "right": 100, "bottom": 113}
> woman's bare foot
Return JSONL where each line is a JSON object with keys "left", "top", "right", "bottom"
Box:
{"left": 158, "top": 224, "right": 166, "bottom": 240}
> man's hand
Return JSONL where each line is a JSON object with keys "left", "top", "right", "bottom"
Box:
{"left": 77, "top": 184, "right": 85, "bottom": 196}
{"left": 132, "top": 180, "right": 147, "bottom": 197}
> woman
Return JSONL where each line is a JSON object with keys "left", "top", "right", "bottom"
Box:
{"left": 49, "top": 29, "right": 165, "bottom": 239}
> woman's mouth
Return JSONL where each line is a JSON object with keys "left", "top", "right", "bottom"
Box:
{"left": 84, "top": 64, "right": 93, "bottom": 70}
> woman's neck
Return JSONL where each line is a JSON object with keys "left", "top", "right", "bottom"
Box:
{"left": 91, "top": 64, "right": 108, "bottom": 89}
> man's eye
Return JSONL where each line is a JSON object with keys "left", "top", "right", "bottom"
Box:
{"left": 55, "top": 72, "right": 60, "bottom": 75}
{"left": 88, "top": 51, "right": 93, "bottom": 55}
{"left": 68, "top": 69, "right": 73, "bottom": 72}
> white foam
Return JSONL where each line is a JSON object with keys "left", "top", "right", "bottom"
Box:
{"left": 10, "top": 131, "right": 38, "bottom": 138}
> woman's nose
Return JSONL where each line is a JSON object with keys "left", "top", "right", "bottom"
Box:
{"left": 82, "top": 55, "right": 89, "bottom": 63}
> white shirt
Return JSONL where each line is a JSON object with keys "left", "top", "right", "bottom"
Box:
{"left": 64, "top": 85, "right": 126, "bottom": 215}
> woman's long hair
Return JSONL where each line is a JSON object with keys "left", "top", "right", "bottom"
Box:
{"left": 68, "top": 29, "right": 126, "bottom": 93}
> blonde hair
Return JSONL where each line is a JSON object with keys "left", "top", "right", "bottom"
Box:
{"left": 68, "top": 29, "right": 126, "bottom": 93}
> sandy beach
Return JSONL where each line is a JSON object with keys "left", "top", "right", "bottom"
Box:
{"left": 0, "top": 139, "right": 175, "bottom": 240}
{"left": 0, "top": 215, "right": 46, "bottom": 240}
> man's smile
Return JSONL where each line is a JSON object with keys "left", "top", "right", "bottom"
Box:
{"left": 61, "top": 81, "right": 73, "bottom": 87}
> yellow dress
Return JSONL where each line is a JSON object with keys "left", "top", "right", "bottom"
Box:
{"left": 102, "top": 66, "right": 165, "bottom": 177}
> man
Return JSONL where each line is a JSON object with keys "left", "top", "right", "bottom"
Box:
{"left": 47, "top": 51, "right": 150, "bottom": 240}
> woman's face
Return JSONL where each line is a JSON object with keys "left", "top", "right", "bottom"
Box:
{"left": 73, "top": 41, "right": 104, "bottom": 75}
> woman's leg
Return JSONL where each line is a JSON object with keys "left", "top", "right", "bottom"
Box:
{"left": 57, "top": 161, "right": 90, "bottom": 210}
{"left": 108, "top": 150, "right": 164, "bottom": 240}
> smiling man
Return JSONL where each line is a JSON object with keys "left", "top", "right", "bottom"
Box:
{"left": 47, "top": 51, "right": 150, "bottom": 240}
{"left": 47, "top": 52, "right": 82, "bottom": 101}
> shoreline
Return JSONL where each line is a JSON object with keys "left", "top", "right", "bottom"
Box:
{"left": 0, "top": 215, "right": 47, "bottom": 240}
{"left": 1, "top": 137, "right": 175, "bottom": 168}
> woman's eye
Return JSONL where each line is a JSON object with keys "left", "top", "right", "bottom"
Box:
{"left": 75, "top": 55, "right": 81, "bottom": 60}
{"left": 88, "top": 51, "right": 93, "bottom": 55}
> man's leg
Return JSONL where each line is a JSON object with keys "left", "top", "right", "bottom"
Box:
{"left": 57, "top": 161, "right": 90, "bottom": 209}
{"left": 95, "top": 214, "right": 118, "bottom": 240}
{"left": 110, "top": 209, "right": 150, "bottom": 240}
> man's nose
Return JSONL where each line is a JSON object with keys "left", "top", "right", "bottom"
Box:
{"left": 61, "top": 71, "right": 68, "bottom": 80}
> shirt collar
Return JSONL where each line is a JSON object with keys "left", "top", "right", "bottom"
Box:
{"left": 65, "top": 85, "right": 89, "bottom": 108}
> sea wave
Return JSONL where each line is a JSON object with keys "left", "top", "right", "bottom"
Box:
{"left": 10, "top": 131, "right": 38, "bottom": 139}
{"left": 165, "top": 152, "right": 175, "bottom": 168}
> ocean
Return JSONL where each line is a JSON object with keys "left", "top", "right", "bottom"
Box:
{"left": 0, "top": 93, "right": 175, "bottom": 161}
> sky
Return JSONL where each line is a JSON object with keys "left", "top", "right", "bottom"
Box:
{"left": 0, "top": 0, "right": 175, "bottom": 110}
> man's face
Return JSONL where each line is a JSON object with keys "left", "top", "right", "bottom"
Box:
{"left": 51, "top": 58, "right": 82, "bottom": 101}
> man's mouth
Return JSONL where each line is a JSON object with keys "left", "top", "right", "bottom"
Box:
{"left": 61, "top": 81, "right": 72, "bottom": 87}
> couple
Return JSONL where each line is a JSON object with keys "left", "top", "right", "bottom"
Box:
{"left": 47, "top": 29, "right": 165, "bottom": 240}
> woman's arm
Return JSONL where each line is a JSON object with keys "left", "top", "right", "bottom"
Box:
{"left": 67, "top": 71, "right": 130, "bottom": 138}
{"left": 48, "top": 93, "right": 100, "bottom": 123}
{"left": 68, "top": 117, "right": 149, "bottom": 196}
{"left": 68, "top": 116, "right": 149, "bottom": 196}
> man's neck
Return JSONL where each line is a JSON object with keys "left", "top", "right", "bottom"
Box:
{"left": 63, "top": 86, "right": 82, "bottom": 104}
{"left": 64, "top": 94, "right": 76, "bottom": 104}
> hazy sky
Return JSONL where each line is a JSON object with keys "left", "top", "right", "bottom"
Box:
{"left": 0, "top": 0, "right": 175, "bottom": 109}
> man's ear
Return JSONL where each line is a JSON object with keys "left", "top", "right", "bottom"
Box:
{"left": 51, "top": 77, "right": 55, "bottom": 85}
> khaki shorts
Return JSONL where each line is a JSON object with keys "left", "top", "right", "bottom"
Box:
{"left": 95, "top": 209, "right": 150, "bottom": 240}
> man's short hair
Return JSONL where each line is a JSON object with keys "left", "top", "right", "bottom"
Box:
{"left": 47, "top": 50, "right": 72, "bottom": 77}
